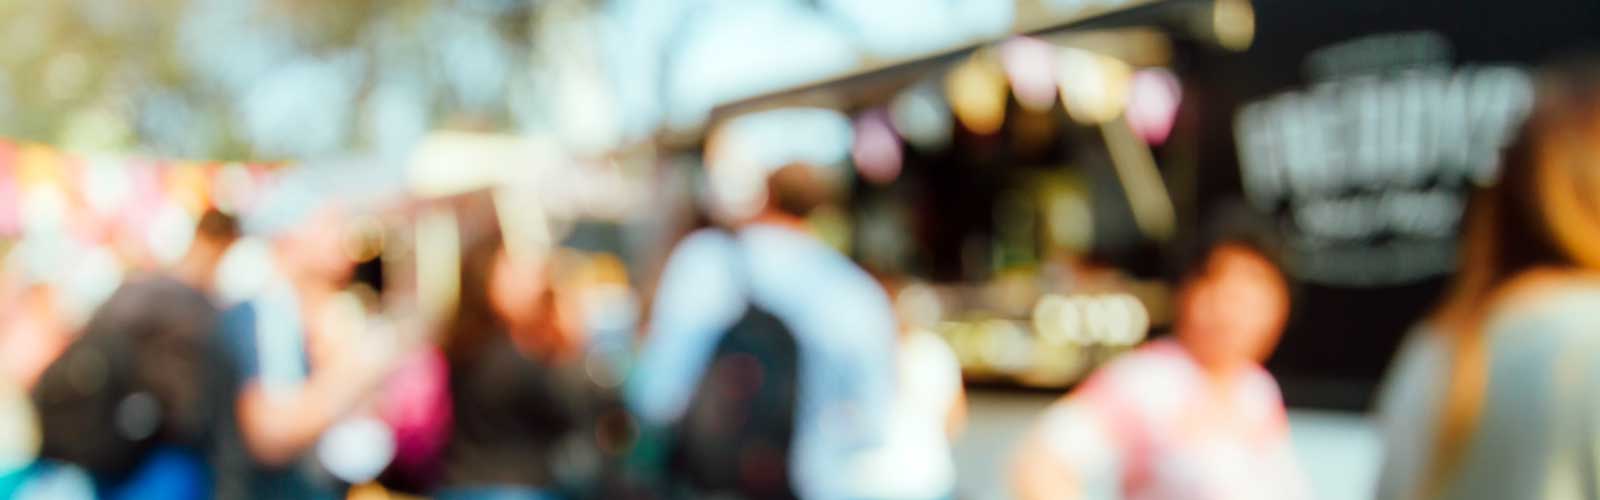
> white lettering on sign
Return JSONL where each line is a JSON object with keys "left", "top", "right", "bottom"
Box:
{"left": 1236, "top": 65, "right": 1532, "bottom": 210}
{"left": 1289, "top": 188, "right": 1464, "bottom": 245}
{"left": 1231, "top": 42, "right": 1534, "bottom": 286}
{"left": 1282, "top": 238, "right": 1459, "bottom": 287}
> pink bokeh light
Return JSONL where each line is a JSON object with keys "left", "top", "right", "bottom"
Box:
{"left": 853, "top": 109, "right": 904, "bottom": 185}
{"left": 1126, "top": 68, "right": 1182, "bottom": 145}
{"left": 1001, "top": 37, "right": 1059, "bottom": 112}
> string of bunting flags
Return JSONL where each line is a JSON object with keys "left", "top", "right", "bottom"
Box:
{"left": 0, "top": 139, "right": 283, "bottom": 242}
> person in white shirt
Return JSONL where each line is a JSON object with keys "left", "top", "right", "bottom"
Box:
{"left": 629, "top": 108, "right": 898, "bottom": 500}
{"left": 1376, "top": 61, "right": 1600, "bottom": 500}
{"left": 849, "top": 319, "right": 966, "bottom": 500}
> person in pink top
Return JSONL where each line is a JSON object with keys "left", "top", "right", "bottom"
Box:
{"left": 1012, "top": 237, "right": 1308, "bottom": 500}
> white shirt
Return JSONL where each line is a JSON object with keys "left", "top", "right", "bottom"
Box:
{"left": 1037, "top": 341, "right": 1308, "bottom": 500}
{"left": 1376, "top": 286, "right": 1600, "bottom": 500}
{"left": 851, "top": 330, "right": 963, "bottom": 499}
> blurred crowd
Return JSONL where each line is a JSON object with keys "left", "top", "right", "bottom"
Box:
{"left": 3, "top": 51, "right": 1600, "bottom": 500}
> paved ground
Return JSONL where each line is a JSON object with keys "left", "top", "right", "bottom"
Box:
{"left": 952, "top": 390, "right": 1382, "bottom": 500}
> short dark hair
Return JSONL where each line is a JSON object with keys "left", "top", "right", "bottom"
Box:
{"left": 195, "top": 209, "right": 240, "bottom": 242}
{"left": 766, "top": 163, "right": 835, "bottom": 218}
{"left": 1174, "top": 203, "right": 1286, "bottom": 283}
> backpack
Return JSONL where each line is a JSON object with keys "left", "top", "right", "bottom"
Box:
{"left": 668, "top": 237, "right": 802, "bottom": 500}
{"left": 30, "top": 278, "right": 234, "bottom": 481}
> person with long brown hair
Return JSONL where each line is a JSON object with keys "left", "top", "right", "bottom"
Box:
{"left": 1376, "top": 60, "right": 1600, "bottom": 500}
{"left": 430, "top": 208, "right": 614, "bottom": 500}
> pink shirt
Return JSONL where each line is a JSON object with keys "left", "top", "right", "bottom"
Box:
{"left": 1038, "top": 340, "right": 1308, "bottom": 500}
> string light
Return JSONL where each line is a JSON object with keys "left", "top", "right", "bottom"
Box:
{"left": 1057, "top": 47, "right": 1133, "bottom": 125}
{"left": 1126, "top": 68, "right": 1183, "bottom": 145}
{"left": 851, "top": 109, "right": 903, "bottom": 185}
{"left": 946, "top": 52, "right": 1009, "bottom": 135}
{"left": 1001, "top": 37, "right": 1059, "bottom": 112}
{"left": 890, "top": 82, "right": 953, "bottom": 152}
{"left": 1213, "top": 0, "right": 1256, "bottom": 52}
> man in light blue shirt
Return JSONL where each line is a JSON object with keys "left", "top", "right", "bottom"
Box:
{"left": 628, "top": 136, "right": 898, "bottom": 499}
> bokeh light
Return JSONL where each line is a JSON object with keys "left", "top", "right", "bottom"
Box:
{"left": 81, "top": 156, "right": 134, "bottom": 220}
{"left": 945, "top": 53, "right": 1009, "bottom": 135}
{"left": 210, "top": 163, "right": 257, "bottom": 216}
{"left": 1002, "top": 37, "right": 1060, "bottom": 112}
{"left": 808, "top": 204, "right": 853, "bottom": 253}
{"left": 1213, "top": 0, "right": 1256, "bottom": 51}
{"left": 1032, "top": 293, "right": 1150, "bottom": 346}
{"left": 890, "top": 82, "right": 954, "bottom": 152}
{"left": 1042, "top": 179, "right": 1095, "bottom": 253}
{"left": 60, "top": 245, "right": 124, "bottom": 327}
{"left": 213, "top": 236, "right": 273, "bottom": 305}
{"left": 894, "top": 282, "right": 945, "bottom": 330}
{"left": 978, "top": 319, "right": 1033, "bottom": 373}
{"left": 1125, "top": 68, "right": 1182, "bottom": 145}
{"left": 0, "top": 378, "right": 40, "bottom": 472}
{"left": 20, "top": 186, "right": 69, "bottom": 237}
{"left": 145, "top": 200, "right": 197, "bottom": 267}
{"left": 851, "top": 109, "right": 904, "bottom": 185}
{"left": 317, "top": 417, "right": 397, "bottom": 485}
{"left": 1057, "top": 47, "right": 1134, "bottom": 125}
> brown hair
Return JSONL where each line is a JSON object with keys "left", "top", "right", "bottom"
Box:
{"left": 1426, "top": 61, "right": 1600, "bottom": 495}
{"left": 766, "top": 163, "right": 835, "bottom": 218}
{"left": 195, "top": 209, "right": 241, "bottom": 243}
{"left": 439, "top": 210, "right": 571, "bottom": 364}
{"left": 440, "top": 218, "right": 507, "bottom": 364}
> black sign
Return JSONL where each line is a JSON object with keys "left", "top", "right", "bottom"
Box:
{"left": 1174, "top": 0, "right": 1600, "bottom": 409}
